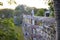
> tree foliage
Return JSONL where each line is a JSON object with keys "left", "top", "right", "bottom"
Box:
{"left": 35, "top": 8, "right": 45, "bottom": 16}
{"left": 7, "top": 0, "right": 17, "bottom": 5}
{"left": 0, "top": 2, "right": 3, "bottom": 6}
{"left": 0, "top": 18, "right": 24, "bottom": 40}
{"left": 48, "top": 0, "right": 54, "bottom": 17}
{"left": 14, "top": 5, "right": 32, "bottom": 25}
{"left": 0, "top": 18, "right": 18, "bottom": 40}
{"left": 15, "top": 5, "right": 25, "bottom": 11}
{"left": 0, "top": 9, "right": 14, "bottom": 18}
{"left": 15, "top": 5, "right": 32, "bottom": 15}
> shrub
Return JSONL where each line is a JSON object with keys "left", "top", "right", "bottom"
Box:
{"left": 0, "top": 18, "right": 18, "bottom": 40}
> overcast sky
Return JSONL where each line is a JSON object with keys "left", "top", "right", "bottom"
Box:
{"left": 0, "top": 0, "right": 49, "bottom": 9}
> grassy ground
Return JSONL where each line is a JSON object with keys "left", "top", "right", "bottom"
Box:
{"left": 15, "top": 26, "right": 24, "bottom": 40}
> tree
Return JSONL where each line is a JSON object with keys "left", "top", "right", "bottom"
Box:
{"left": 0, "top": 2, "right": 3, "bottom": 6}
{"left": 15, "top": 5, "right": 32, "bottom": 15}
{"left": 0, "top": 18, "right": 18, "bottom": 40}
{"left": 15, "top": 5, "right": 25, "bottom": 11}
{"left": 0, "top": 9, "right": 14, "bottom": 18}
{"left": 48, "top": 0, "right": 55, "bottom": 17}
{"left": 15, "top": 5, "right": 26, "bottom": 25}
{"left": 34, "top": 8, "right": 39, "bottom": 15}
{"left": 35, "top": 8, "right": 45, "bottom": 16}
{"left": 53, "top": 0, "right": 60, "bottom": 40}
{"left": 25, "top": 7, "right": 32, "bottom": 14}
{"left": 14, "top": 5, "right": 32, "bottom": 25}
{"left": 7, "top": 0, "right": 17, "bottom": 5}
{"left": 14, "top": 10, "right": 22, "bottom": 25}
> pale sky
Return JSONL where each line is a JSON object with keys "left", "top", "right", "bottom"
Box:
{"left": 0, "top": 0, "right": 49, "bottom": 9}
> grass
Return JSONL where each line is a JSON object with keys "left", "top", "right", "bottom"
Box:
{"left": 15, "top": 26, "right": 24, "bottom": 40}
